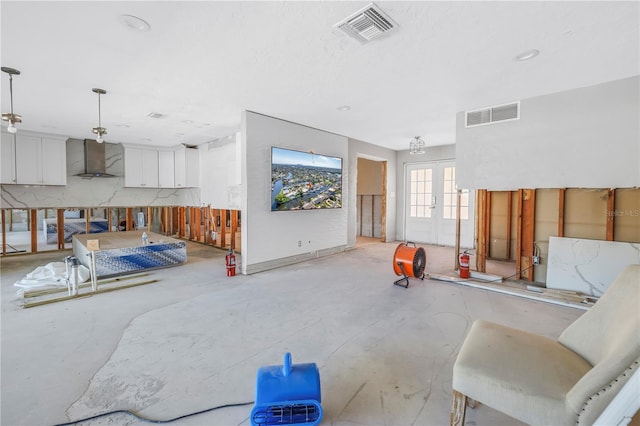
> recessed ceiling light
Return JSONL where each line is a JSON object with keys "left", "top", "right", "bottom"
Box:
{"left": 118, "top": 15, "right": 151, "bottom": 32}
{"left": 116, "top": 124, "right": 131, "bottom": 128}
{"left": 514, "top": 49, "right": 540, "bottom": 61}
{"left": 175, "top": 133, "right": 185, "bottom": 137}
{"left": 337, "top": 105, "right": 351, "bottom": 111}
{"left": 181, "top": 119, "right": 194, "bottom": 124}
{"left": 146, "top": 112, "right": 164, "bottom": 119}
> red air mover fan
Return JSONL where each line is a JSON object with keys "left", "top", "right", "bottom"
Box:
{"left": 392, "top": 241, "right": 426, "bottom": 288}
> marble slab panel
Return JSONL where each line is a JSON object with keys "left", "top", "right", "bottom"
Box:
{"left": 546, "top": 236, "right": 640, "bottom": 296}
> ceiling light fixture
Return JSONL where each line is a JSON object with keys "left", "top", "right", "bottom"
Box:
{"left": 409, "top": 136, "right": 426, "bottom": 155}
{"left": 337, "top": 105, "right": 351, "bottom": 111}
{"left": 2, "top": 67, "right": 22, "bottom": 134}
{"left": 91, "top": 88, "right": 107, "bottom": 143}
{"left": 514, "top": 49, "right": 540, "bottom": 61}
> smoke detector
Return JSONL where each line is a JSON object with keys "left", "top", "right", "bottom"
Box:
{"left": 335, "top": 3, "right": 398, "bottom": 44}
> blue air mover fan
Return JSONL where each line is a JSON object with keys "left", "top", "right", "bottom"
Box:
{"left": 250, "top": 353, "right": 322, "bottom": 426}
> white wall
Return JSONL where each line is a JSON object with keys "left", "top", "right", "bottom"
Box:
{"left": 456, "top": 76, "right": 640, "bottom": 190}
{"left": 395, "top": 145, "right": 456, "bottom": 241}
{"left": 199, "top": 133, "right": 241, "bottom": 209}
{"left": 242, "top": 111, "right": 349, "bottom": 274}
{"left": 348, "top": 138, "right": 397, "bottom": 247}
{"left": 1, "top": 139, "right": 199, "bottom": 208}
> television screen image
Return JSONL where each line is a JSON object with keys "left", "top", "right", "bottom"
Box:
{"left": 271, "top": 147, "right": 343, "bottom": 211}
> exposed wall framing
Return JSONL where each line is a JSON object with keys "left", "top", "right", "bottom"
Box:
{"left": 477, "top": 187, "right": 639, "bottom": 283}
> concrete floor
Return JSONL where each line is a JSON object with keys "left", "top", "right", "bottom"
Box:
{"left": 1, "top": 240, "right": 585, "bottom": 425}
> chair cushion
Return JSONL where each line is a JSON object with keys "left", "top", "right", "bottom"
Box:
{"left": 453, "top": 320, "right": 593, "bottom": 425}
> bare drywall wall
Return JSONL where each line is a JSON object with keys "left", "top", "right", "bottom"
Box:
{"left": 456, "top": 76, "right": 640, "bottom": 190}
{"left": 242, "top": 111, "right": 348, "bottom": 274}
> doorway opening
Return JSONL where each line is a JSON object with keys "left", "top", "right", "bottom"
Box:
{"left": 356, "top": 157, "right": 387, "bottom": 246}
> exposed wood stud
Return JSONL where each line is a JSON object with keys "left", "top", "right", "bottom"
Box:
{"left": 455, "top": 190, "right": 461, "bottom": 271}
{"left": 30, "top": 209, "right": 37, "bottom": 252}
{"left": 506, "top": 191, "right": 512, "bottom": 260}
{"left": 381, "top": 161, "right": 387, "bottom": 241}
{"left": 1, "top": 209, "right": 6, "bottom": 255}
{"left": 57, "top": 209, "right": 65, "bottom": 250}
{"left": 606, "top": 189, "right": 615, "bottom": 241}
{"left": 558, "top": 188, "right": 565, "bottom": 237}
{"left": 85, "top": 208, "right": 91, "bottom": 234}
{"left": 516, "top": 189, "right": 523, "bottom": 279}
{"left": 126, "top": 208, "right": 134, "bottom": 231}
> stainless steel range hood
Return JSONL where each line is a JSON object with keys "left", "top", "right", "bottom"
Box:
{"left": 76, "top": 139, "right": 116, "bottom": 177}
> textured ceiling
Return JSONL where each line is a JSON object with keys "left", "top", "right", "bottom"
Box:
{"left": 1, "top": 1, "right": 638, "bottom": 150}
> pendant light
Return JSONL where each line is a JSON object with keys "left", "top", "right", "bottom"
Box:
{"left": 409, "top": 136, "right": 426, "bottom": 155}
{"left": 1, "top": 67, "right": 22, "bottom": 134}
{"left": 92, "top": 88, "right": 107, "bottom": 143}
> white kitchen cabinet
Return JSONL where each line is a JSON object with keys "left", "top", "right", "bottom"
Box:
{"left": 158, "top": 150, "right": 175, "bottom": 188}
{"left": 1, "top": 131, "right": 16, "bottom": 184}
{"left": 124, "top": 147, "right": 159, "bottom": 188}
{"left": 2, "top": 131, "right": 67, "bottom": 185}
{"left": 174, "top": 146, "right": 199, "bottom": 188}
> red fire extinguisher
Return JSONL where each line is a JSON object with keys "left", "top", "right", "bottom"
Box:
{"left": 226, "top": 248, "right": 236, "bottom": 277}
{"left": 459, "top": 251, "right": 470, "bottom": 279}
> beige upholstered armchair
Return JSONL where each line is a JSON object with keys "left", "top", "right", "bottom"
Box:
{"left": 451, "top": 264, "right": 640, "bottom": 425}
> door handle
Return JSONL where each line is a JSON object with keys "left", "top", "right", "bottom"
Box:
{"left": 429, "top": 195, "right": 436, "bottom": 209}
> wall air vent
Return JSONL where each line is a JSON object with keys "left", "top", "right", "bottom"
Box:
{"left": 335, "top": 3, "right": 397, "bottom": 44}
{"left": 465, "top": 102, "right": 520, "bottom": 127}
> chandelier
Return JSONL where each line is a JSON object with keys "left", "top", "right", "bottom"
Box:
{"left": 409, "top": 136, "right": 426, "bottom": 155}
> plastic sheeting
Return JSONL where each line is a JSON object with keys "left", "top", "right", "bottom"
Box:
{"left": 14, "top": 262, "right": 91, "bottom": 291}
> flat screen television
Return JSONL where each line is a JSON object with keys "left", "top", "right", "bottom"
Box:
{"left": 271, "top": 146, "right": 343, "bottom": 211}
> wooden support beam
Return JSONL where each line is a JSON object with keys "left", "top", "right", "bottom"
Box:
{"left": 558, "top": 188, "right": 565, "bottom": 237}
{"left": 381, "top": 161, "right": 387, "bottom": 241}
{"left": 475, "top": 190, "right": 488, "bottom": 273}
{"left": 485, "top": 191, "right": 492, "bottom": 258}
{"left": 606, "top": 189, "right": 615, "bottom": 241}
{"left": 230, "top": 210, "right": 238, "bottom": 250}
{"left": 57, "top": 209, "right": 65, "bottom": 249}
{"left": 455, "top": 190, "right": 461, "bottom": 271}
{"left": 195, "top": 207, "right": 202, "bottom": 242}
{"left": 85, "top": 208, "right": 91, "bottom": 234}
{"left": 30, "top": 209, "right": 38, "bottom": 252}
{"left": 126, "top": 208, "right": 134, "bottom": 231}
{"left": 147, "top": 207, "right": 153, "bottom": 232}
{"left": 506, "top": 191, "right": 512, "bottom": 261}
{"left": 519, "top": 189, "right": 536, "bottom": 282}
{"left": 220, "top": 209, "right": 228, "bottom": 248}
{"left": 107, "top": 208, "right": 112, "bottom": 235}
{"left": 1, "top": 209, "right": 6, "bottom": 255}
{"left": 178, "top": 207, "right": 186, "bottom": 237}
{"left": 515, "top": 189, "right": 523, "bottom": 280}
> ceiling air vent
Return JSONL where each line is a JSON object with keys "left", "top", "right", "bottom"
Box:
{"left": 465, "top": 102, "right": 519, "bottom": 127}
{"left": 335, "top": 3, "right": 397, "bottom": 44}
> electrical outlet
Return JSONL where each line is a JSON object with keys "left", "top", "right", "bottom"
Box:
{"left": 532, "top": 255, "right": 540, "bottom": 265}
{"left": 297, "top": 240, "right": 301, "bottom": 247}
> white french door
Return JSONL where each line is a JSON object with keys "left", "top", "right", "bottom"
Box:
{"left": 405, "top": 161, "right": 474, "bottom": 247}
